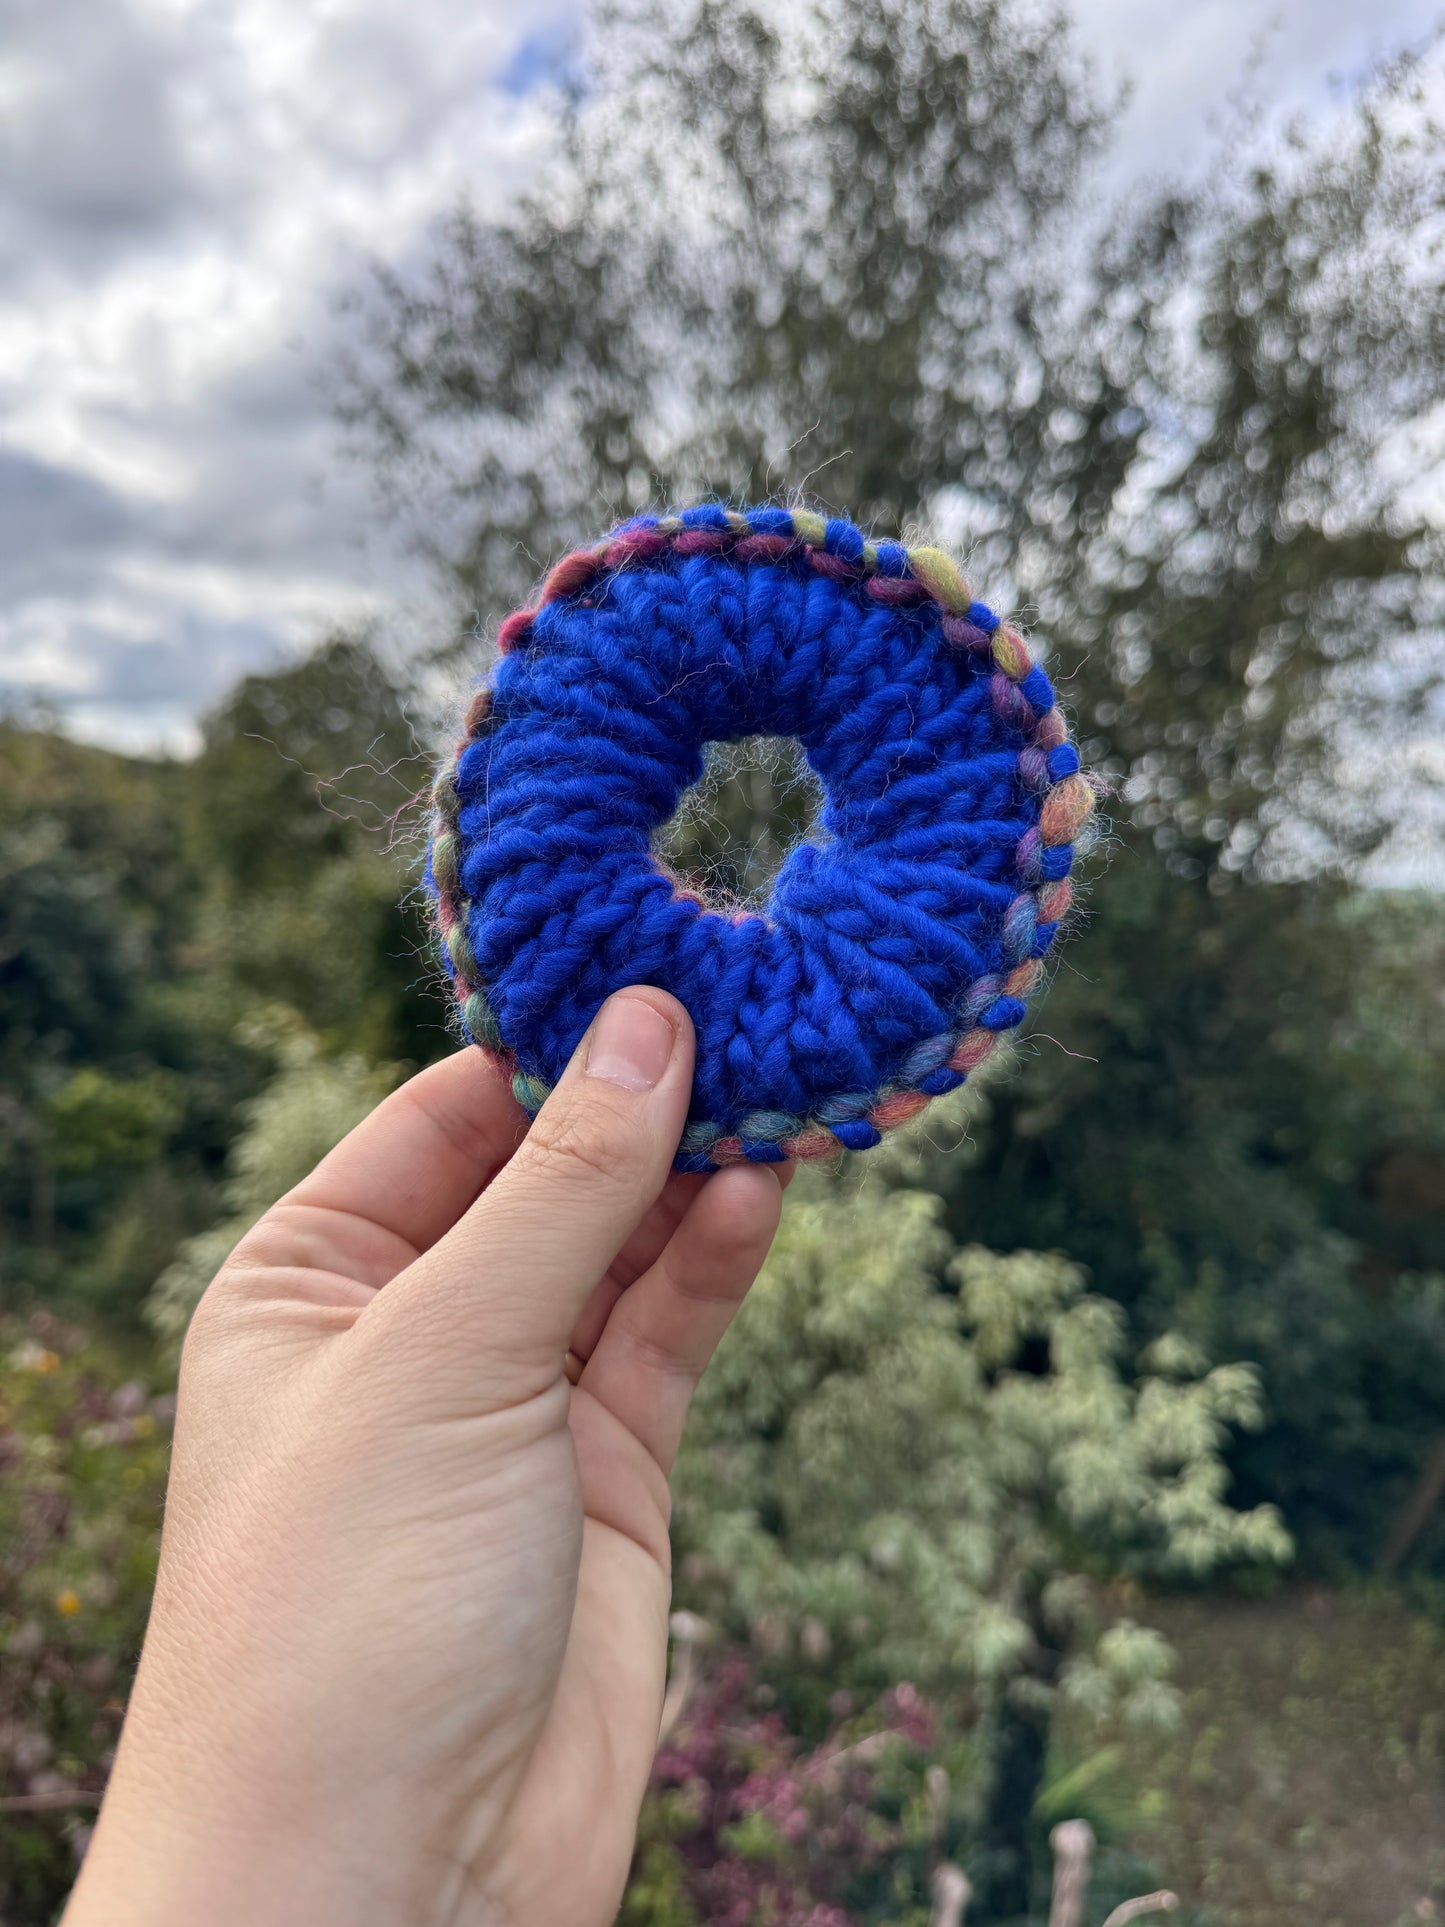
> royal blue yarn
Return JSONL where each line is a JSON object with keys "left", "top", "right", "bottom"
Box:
{"left": 451, "top": 537, "right": 1066, "bottom": 1144}
{"left": 980, "top": 996, "right": 1029, "bottom": 1031}
{"left": 919, "top": 1068, "right": 966, "bottom": 1097}
{"left": 1019, "top": 666, "right": 1055, "bottom": 713}
{"left": 825, "top": 518, "right": 865, "bottom": 561}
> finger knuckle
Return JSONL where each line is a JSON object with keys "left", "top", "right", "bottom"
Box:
{"left": 616, "top": 1325, "right": 701, "bottom": 1387}
{"left": 521, "top": 1104, "right": 640, "bottom": 1191}
{"left": 181, "top": 1226, "right": 290, "bottom": 1353}
{"left": 222, "top": 1215, "right": 294, "bottom": 1274}
{"left": 670, "top": 1216, "right": 772, "bottom": 1307}
{"left": 675, "top": 1261, "right": 754, "bottom": 1309}
{"left": 395, "top": 1074, "right": 518, "bottom": 1174}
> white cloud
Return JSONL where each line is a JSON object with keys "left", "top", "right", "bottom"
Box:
{"left": 0, "top": 0, "right": 563, "bottom": 745}
{"left": 0, "top": 0, "right": 1439, "bottom": 752}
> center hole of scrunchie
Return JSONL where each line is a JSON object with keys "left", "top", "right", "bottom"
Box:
{"left": 656, "top": 734, "right": 826, "bottom": 912}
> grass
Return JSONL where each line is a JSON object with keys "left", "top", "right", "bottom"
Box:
{"left": 1115, "top": 1589, "right": 1445, "bottom": 1926}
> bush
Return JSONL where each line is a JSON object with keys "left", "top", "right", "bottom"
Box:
{"left": 0, "top": 1312, "right": 174, "bottom": 1925}
{"left": 625, "top": 1654, "right": 961, "bottom": 1927}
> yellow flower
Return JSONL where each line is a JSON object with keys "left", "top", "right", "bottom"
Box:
{"left": 55, "top": 1588, "right": 81, "bottom": 1617}
{"left": 36, "top": 1350, "right": 61, "bottom": 1375}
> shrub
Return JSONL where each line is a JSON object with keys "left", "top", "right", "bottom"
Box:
{"left": 625, "top": 1654, "right": 962, "bottom": 1927}
{"left": 0, "top": 1312, "right": 173, "bottom": 1925}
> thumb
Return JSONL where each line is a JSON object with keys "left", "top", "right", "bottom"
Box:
{"left": 361, "top": 987, "right": 696, "bottom": 1410}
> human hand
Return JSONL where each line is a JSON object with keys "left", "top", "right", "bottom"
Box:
{"left": 63, "top": 988, "right": 786, "bottom": 1927}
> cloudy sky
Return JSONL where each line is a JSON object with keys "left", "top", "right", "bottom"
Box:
{"left": 0, "top": 0, "right": 1439, "bottom": 756}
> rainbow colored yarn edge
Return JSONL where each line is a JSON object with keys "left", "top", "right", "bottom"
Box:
{"left": 428, "top": 503, "right": 1097, "bottom": 1173}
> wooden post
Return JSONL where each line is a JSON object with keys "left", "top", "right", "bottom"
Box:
{"left": 1047, "top": 1818, "right": 1095, "bottom": 1927}
{"left": 1101, "top": 1891, "right": 1180, "bottom": 1927}
{"left": 657, "top": 1611, "right": 707, "bottom": 1744}
{"left": 930, "top": 1862, "right": 973, "bottom": 1927}
{"left": 1379, "top": 1435, "right": 1445, "bottom": 1574}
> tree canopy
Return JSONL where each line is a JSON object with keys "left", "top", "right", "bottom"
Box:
{"left": 338, "top": 0, "right": 1444, "bottom": 879}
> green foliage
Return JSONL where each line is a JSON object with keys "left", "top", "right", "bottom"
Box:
{"left": 674, "top": 1168, "right": 1289, "bottom": 1734}
{"left": 900, "top": 861, "right": 1445, "bottom": 1568}
{"left": 339, "top": 0, "right": 1441, "bottom": 876}
{"left": 1101, "top": 1591, "right": 1445, "bottom": 1925}
{"left": 0, "top": 639, "right": 438, "bottom": 1321}
{"left": 659, "top": 736, "right": 824, "bottom": 909}
{"left": 148, "top": 1014, "right": 400, "bottom": 1349}
{"left": 625, "top": 1660, "right": 964, "bottom": 1927}
{"left": 666, "top": 1168, "right": 1289, "bottom": 1912}
{"left": 337, "top": 0, "right": 1112, "bottom": 608}
{"left": 190, "top": 636, "right": 419, "bottom": 888}
{"left": 184, "top": 635, "right": 437, "bottom": 1062}
{"left": 0, "top": 722, "right": 191, "bottom": 1092}
{"left": 0, "top": 1312, "right": 174, "bottom": 1923}
{"left": 0, "top": 720, "right": 252, "bottom": 1314}
{"left": 42, "top": 1069, "right": 183, "bottom": 1181}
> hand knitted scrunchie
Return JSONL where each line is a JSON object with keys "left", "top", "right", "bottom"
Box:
{"left": 428, "top": 504, "right": 1095, "bottom": 1172}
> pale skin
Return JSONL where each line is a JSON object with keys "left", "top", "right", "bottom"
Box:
{"left": 63, "top": 988, "right": 788, "bottom": 1927}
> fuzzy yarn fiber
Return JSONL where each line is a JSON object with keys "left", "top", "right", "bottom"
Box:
{"left": 428, "top": 504, "right": 1095, "bottom": 1173}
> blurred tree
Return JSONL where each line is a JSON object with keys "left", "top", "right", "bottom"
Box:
{"left": 0, "top": 637, "right": 438, "bottom": 1320}
{"left": 897, "top": 869, "right": 1445, "bottom": 1570}
{"left": 190, "top": 634, "right": 419, "bottom": 893}
{"left": 0, "top": 722, "right": 242, "bottom": 1310}
{"left": 625, "top": 1659, "right": 958, "bottom": 1927}
{"left": 0, "top": 1309, "right": 174, "bottom": 1925}
{"left": 0, "top": 724, "right": 184, "bottom": 1096}
{"left": 42, "top": 1070, "right": 182, "bottom": 1183}
{"left": 333, "top": 0, "right": 1445, "bottom": 1572}
{"left": 671, "top": 1167, "right": 1289, "bottom": 1913}
{"left": 186, "top": 635, "right": 439, "bottom": 1063}
{"left": 337, "top": 0, "right": 1443, "bottom": 876}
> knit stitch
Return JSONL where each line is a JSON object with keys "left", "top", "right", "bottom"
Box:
{"left": 428, "top": 504, "right": 1094, "bottom": 1172}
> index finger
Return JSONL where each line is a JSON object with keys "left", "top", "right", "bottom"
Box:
{"left": 281, "top": 1045, "right": 527, "bottom": 1262}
